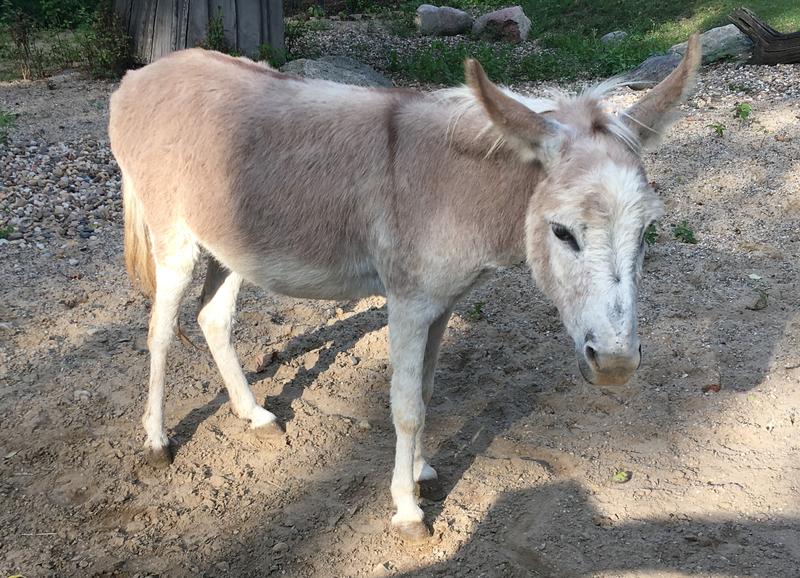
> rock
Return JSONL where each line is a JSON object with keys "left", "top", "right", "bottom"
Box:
{"left": 372, "top": 561, "right": 393, "bottom": 576}
{"left": 670, "top": 24, "right": 753, "bottom": 64}
{"left": 600, "top": 30, "right": 627, "bottom": 44}
{"left": 272, "top": 541, "right": 289, "bottom": 553}
{"left": 472, "top": 6, "right": 531, "bottom": 43}
{"left": 415, "top": 4, "right": 473, "bottom": 36}
{"left": 622, "top": 53, "right": 682, "bottom": 90}
{"left": 73, "top": 389, "right": 91, "bottom": 402}
{"left": 281, "top": 56, "right": 392, "bottom": 88}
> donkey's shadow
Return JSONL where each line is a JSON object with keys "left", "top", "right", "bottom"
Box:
{"left": 170, "top": 302, "right": 387, "bottom": 454}
{"left": 398, "top": 478, "right": 800, "bottom": 577}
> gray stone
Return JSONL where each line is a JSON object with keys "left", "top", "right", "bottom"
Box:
{"left": 415, "top": 4, "right": 473, "bottom": 36}
{"left": 600, "top": 30, "right": 627, "bottom": 44}
{"left": 670, "top": 24, "right": 753, "bottom": 64}
{"left": 622, "top": 53, "right": 682, "bottom": 90}
{"left": 473, "top": 6, "right": 531, "bottom": 43}
{"left": 281, "top": 56, "right": 392, "bottom": 88}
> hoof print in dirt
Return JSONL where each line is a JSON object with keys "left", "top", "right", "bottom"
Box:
{"left": 418, "top": 477, "right": 447, "bottom": 502}
{"left": 145, "top": 444, "right": 174, "bottom": 468}
{"left": 394, "top": 520, "right": 431, "bottom": 543}
{"left": 252, "top": 420, "right": 286, "bottom": 441}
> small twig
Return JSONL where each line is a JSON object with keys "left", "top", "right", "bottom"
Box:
{"left": 20, "top": 532, "right": 57, "bottom": 536}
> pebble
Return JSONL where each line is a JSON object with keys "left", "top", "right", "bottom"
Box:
{"left": 73, "top": 389, "right": 91, "bottom": 402}
{"left": 271, "top": 541, "right": 289, "bottom": 553}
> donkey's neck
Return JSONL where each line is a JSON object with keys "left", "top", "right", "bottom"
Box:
{"left": 394, "top": 97, "right": 542, "bottom": 270}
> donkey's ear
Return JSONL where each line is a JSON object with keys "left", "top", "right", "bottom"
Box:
{"left": 622, "top": 33, "right": 702, "bottom": 148}
{"left": 464, "top": 59, "right": 560, "bottom": 163}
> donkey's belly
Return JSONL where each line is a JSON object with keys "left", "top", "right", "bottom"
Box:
{"left": 239, "top": 254, "right": 386, "bottom": 301}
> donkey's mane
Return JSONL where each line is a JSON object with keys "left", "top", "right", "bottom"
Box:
{"left": 435, "top": 78, "right": 640, "bottom": 155}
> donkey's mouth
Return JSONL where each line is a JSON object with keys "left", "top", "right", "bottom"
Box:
{"left": 576, "top": 349, "right": 640, "bottom": 387}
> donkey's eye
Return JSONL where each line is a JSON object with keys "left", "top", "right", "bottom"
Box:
{"left": 551, "top": 223, "right": 580, "bottom": 252}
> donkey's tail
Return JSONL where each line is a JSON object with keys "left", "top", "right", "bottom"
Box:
{"left": 123, "top": 172, "right": 156, "bottom": 297}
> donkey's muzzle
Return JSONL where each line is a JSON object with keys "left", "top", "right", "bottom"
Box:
{"left": 578, "top": 342, "right": 641, "bottom": 386}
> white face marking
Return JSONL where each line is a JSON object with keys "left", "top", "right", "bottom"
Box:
{"left": 528, "top": 159, "right": 663, "bottom": 383}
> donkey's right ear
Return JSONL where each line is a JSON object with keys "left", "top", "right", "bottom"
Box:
{"left": 464, "top": 59, "right": 561, "bottom": 163}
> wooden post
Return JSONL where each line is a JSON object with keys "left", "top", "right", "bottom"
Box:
{"left": 114, "top": 0, "right": 284, "bottom": 63}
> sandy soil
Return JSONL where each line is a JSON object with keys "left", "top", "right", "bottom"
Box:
{"left": 1, "top": 63, "right": 799, "bottom": 577}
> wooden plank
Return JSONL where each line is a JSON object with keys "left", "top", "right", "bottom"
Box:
{"left": 129, "top": 0, "right": 159, "bottom": 62}
{"left": 152, "top": 0, "right": 177, "bottom": 60}
{"left": 113, "top": 0, "right": 134, "bottom": 30}
{"left": 236, "top": 0, "right": 262, "bottom": 57}
{"left": 265, "top": 0, "right": 284, "bottom": 51}
{"left": 187, "top": 0, "right": 209, "bottom": 48}
{"left": 176, "top": 0, "right": 191, "bottom": 50}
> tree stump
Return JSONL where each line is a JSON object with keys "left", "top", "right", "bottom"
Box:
{"left": 114, "top": 0, "right": 284, "bottom": 63}
{"left": 729, "top": 7, "right": 800, "bottom": 65}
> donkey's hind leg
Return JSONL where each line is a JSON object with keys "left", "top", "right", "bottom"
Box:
{"left": 198, "top": 257, "right": 283, "bottom": 437}
{"left": 143, "top": 240, "right": 196, "bottom": 467}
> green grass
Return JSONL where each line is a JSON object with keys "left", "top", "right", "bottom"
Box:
{"left": 0, "top": 110, "right": 15, "bottom": 143}
{"left": 389, "top": 0, "right": 800, "bottom": 83}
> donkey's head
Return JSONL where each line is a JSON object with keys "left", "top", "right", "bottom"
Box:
{"left": 465, "top": 35, "right": 701, "bottom": 386}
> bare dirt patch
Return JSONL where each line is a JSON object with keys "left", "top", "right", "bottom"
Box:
{"left": 1, "top": 64, "right": 799, "bottom": 577}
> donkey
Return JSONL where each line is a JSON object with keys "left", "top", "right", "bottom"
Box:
{"left": 109, "top": 35, "right": 700, "bottom": 541}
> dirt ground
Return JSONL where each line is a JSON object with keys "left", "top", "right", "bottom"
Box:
{"left": 1, "top": 62, "right": 799, "bottom": 578}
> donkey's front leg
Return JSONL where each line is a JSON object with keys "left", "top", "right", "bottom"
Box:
{"left": 414, "top": 307, "right": 452, "bottom": 500}
{"left": 387, "top": 297, "right": 443, "bottom": 542}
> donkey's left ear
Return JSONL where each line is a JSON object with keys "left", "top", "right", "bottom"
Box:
{"left": 622, "top": 33, "right": 702, "bottom": 148}
{"left": 465, "top": 59, "right": 561, "bottom": 163}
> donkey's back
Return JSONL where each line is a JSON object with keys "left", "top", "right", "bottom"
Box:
{"left": 110, "top": 49, "right": 409, "bottom": 299}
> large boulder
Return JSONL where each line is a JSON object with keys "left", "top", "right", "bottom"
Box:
{"left": 280, "top": 56, "right": 392, "bottom": 88}
{"left": 415, "top": 4, "right": 473, "bottom": 36}
{"left": 670, "top": 24, "right": 753, "bottom": 64}
{"left": 473, "top": 6, "right": 531, "bottom": 43}
{"left": 622, "top": 53, "right": 682, "bottom": 90}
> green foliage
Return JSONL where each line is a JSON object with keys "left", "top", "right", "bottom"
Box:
{"left": 0, "top": 224, "right": 13, "bottom": 239}
{"left": 75, "top": 0, "right": 136, "bottom": 78}
{"left": 466, "top": 301, "right": 486, "bottom": 322}
{"left": 307, "top": 4, "right": 325, "bottom": 18}
{"left": 708, "top": 122, "right": 726, "bottom": 137}
{"left": 0, "top": 110, "right": 15, "bottom": 143}
{"left": 734, "top": 102, "right": 752, "bottom": 123}
{"left": 643, "top": 222, "right": 658, "bottom": 246}
{"left": 612, "top": 470, "right": 632, "bottom": 483}
{"left": 0, "top": 0, "right": 99, "bottom": 30}
{"left": 200, "top": 8, "right": 229, "bottom": 53}
{"left": 672, "top": 221, "right": 697, "bottom": 244}
{"left": 0, "top": 0, "right": 134, "bottom": 79}
{"left": 259, "top": 43, "right": 287, "bottom": 67}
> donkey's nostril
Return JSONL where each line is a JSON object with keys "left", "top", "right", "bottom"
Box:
{"left": 585, "top": 344, "right": 598, "bottom": 368}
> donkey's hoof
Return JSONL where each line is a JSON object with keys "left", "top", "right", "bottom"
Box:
{"left": 418, "top": 477, "right": 446, "bottom": 502}
{"left": 146, "top": 444, "right": 173, "bottom": 468}
{"left": 252, "top": 420, "right": 285, "bottom": 440}
{"left": 393, "top": 520, "right": 431, "bottom": 543}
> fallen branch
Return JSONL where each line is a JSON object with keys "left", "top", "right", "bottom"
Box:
{"left": 729, "top": 7, "right": 800, "bottom": 64}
